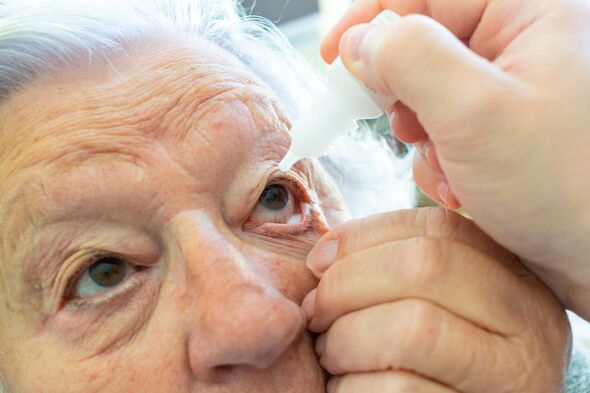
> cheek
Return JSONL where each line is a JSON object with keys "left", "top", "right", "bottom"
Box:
{"left": 241, "top": 231, "right": 326, "bottom": 305}
{"left": 257, "top": 252, "right": 318, "bottom": 305}
{"left": 66, "top": 348, "right": 188, "bottom": 393}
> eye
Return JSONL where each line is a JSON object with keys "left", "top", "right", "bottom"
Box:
{"left": 251, "top": 184, "right": 302, "bottom": 225}
{"left": 259, "top": 184, "right": 289, "bottom": 210}
{"left": 73, "top": 256, "right": 136, "bottom": 298}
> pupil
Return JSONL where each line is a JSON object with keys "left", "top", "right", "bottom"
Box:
{"left": 89, "top": 257, "right": 126, "bottom": 287}
{"left": 259, "top": 184, "right": 289, "bottom": 210}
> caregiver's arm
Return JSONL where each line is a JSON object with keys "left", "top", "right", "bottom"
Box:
{"left": 321, "top": 0, "right": 590, "bottom": 320}
{"left": 303, "top": 208, "right": 571, "bottom": 393}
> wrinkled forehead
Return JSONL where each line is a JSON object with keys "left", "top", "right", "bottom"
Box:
{"left": 0, "top": 35, "right": 291, "bottom": 178}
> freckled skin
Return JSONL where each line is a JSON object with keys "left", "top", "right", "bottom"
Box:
{"left": 0, "top": 36, "right": 348, "bottom": 392}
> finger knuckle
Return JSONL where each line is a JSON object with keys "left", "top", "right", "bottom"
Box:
{"left": 380, "top": 208, "right": 419, "bottom": 229}
{"left": 414, "top": 206, "right": 465, "bottom": 238}
{"left": 370, "top": 15, "right": 438, "bottom": 89}
{"left": 398, "top": 299, "right": 441, "bottom": 358}
{"left": 380, "top": 15, "right": 444, "bottom": 70}
{"left": 405, "top": 236, "right": 450, "bottom": 287}
{"left": 395, "top": 15, "right": 439, "bottom": 47}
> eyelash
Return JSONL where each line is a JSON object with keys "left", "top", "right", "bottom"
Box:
{"left": 277, "top": 175, "right": 313, "bottom": 204}
{"left": 62, "top": 253, "right": 146, "bottom": 309}
{"left": 244, "top": 174, "right": 321, "bottom": 237}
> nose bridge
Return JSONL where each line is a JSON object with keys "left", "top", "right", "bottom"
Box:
{"left": 170, "top": 211, "right": 306, "bottom": 380}
{"left": 171, "top": 210, "right": 250, "bottom": 285}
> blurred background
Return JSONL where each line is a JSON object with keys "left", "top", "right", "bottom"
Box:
{"left": 239, "top": 0, "right": 590, "bottom": 346}
{"left": 241, "top": 0, "right": 350, "bottom": 70}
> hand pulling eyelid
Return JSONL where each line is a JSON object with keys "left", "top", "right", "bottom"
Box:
{"left": 279, "top": 10, "right": 401, "bottom": 171}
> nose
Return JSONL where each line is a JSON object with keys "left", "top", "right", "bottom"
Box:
{"left": 173, "top": 213, "right": 307, "bottom": 381}
{"left": 189, "top": 282, "right": 306, "bottom": 380}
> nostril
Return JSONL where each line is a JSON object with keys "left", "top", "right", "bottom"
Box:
{"left": 194, "top": 364, "right": 237, "bottom": 384}
{"left": 214, "top": 365, "right": 233, "bottom": 373}
{"left": 212, "top": 364, "right": 234, "bottom": 377}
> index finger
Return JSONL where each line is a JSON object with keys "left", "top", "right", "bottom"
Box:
{"left": 320, "top": 0, "right": 488, "bottom": 63}
{"left": 306, "top": 208, "right": 521, "bottom": 277}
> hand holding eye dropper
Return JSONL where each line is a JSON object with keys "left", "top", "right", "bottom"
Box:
{"left": 306, "top": 0, "right": 590, "bottom": 322}
{"left": 279, "top": 10, "right": 400, "bottom": 171}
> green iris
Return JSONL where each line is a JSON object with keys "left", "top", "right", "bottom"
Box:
{"left": 88, "top": 257, "right": 127, "bottom": 287}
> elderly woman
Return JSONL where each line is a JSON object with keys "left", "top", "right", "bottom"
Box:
{"left": 0, "top": 0, "right": 588, "bottom": 392}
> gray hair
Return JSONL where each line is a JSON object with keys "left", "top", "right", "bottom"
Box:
{"left": 0, "top": 0, "right": 319, "bottom": 117}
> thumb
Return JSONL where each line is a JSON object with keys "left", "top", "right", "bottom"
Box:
{"left": 339, "top": 15, "right": 516, "bottom": 142}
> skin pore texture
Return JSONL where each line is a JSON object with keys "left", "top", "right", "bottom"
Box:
{"left": 0, "top": 36, "right": 349, "bottom": 392}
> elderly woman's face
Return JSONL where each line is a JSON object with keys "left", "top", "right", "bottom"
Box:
{"left": 0, "top": 38, "right": 346, "bottom": 392}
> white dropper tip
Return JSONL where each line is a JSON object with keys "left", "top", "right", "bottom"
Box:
{"left": 279, "top": 149, "right": 300, "bottom": 171}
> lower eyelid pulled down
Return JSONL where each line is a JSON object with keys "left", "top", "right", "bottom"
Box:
{"left": 243, "top": 173, "right": 326, "bottom": 236}
{"left": 245, "top": 203, "right": 323, "bottom": 237}
{"left": 244, "top": 206, "right": 328, "bottom": 259}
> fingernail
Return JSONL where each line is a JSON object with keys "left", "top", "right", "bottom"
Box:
{"left": 388, "top": 111, "right": 396, "bottom": 133}
{"left": 315, "top": 334, "right": 326, "bottom": 356}
{"left": 415, "top": 140, "right": 425, "bottom": 155}
{"left": 423, "top": 140, "right": 441, "bottom": 171}
{"left": 301, "top": 289, "right": 316, "bottom": 321}
{"left": 446, "top": 188, "right": 462, "bottom": 210}
{"left": 436, "top": 182, "right": 449, "bottom": 206}
{"left": 327, "top": 377, "right": 340, "bottom": 393}
{"left": 340, "top": 23, "right": 376, "bottom": 62}
{"left": 307, "top": 239, "right": 339, "bottom": 273}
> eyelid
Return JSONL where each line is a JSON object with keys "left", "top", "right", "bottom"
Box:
{"left": 54, "top": 250, "right": 152, "bottom": 312}
{"left": 63, "top": 252, "right": 125, "bottom": 301}
{"left": 247, "top": 171, "right": 313, "bottom": 220}
{"left": 243, "top": 171, "right": 322, "bottom": 237}
{"left": 44, "top": 227, "right": 161, "bottom": 311}
{"left": 267, "top": 173, "right": 313, "bottom": 204}
{"left": 51, "top": 249, "right": 98, "bottom": 312}
{"left": 66, "top": 268, "right": 148, "bottom": 310}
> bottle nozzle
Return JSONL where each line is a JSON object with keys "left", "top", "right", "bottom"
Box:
{"left": 277, "top": 10, "right": 399, "bottom": 169}
{"left": 279, "top": 149, "right": 301, "bottom": 171}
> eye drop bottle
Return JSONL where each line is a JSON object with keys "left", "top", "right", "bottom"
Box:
{"left": 279, "top": 10, "right": 401, "bottom": 171}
